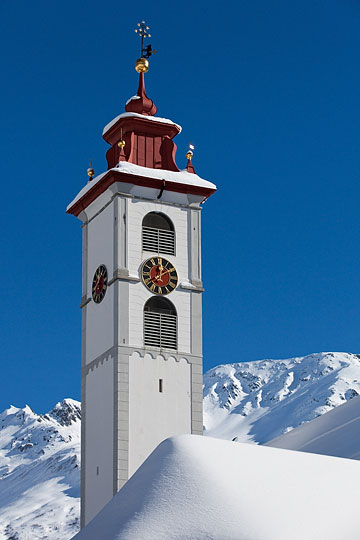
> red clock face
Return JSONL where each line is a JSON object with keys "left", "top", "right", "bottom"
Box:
{"left": 92, "top": 265, "right": 108, "bottom": 303}
{"left": 141, "top": 257, "right": 178, "bottom": 295}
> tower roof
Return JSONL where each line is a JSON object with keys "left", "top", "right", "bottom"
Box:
{"left": 67, "top": 38, "right": 216, "bottom": 217}
{"left": 102, "top": 69, "right": 182, "bottom": 172}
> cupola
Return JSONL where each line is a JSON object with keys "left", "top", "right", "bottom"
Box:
{"left": 102, "top": 41, "right": 181, "bottom": 171}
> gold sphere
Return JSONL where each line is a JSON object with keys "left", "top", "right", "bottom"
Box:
{"left": 135, "top": 57, "right": 149, "bottom": 73}
{"left": 118, "top": 139, "right": 125, "bottom": 149}
{"left": 186, "top": 150, "right": 194, "bottom": 160}
{"left": 87, "top": 167, "right": 94, "bottom": 179}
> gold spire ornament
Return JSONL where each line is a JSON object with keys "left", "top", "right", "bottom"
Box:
{"left": 118, "top": 128, "right": 126, "bottom": 149}
{"left": 135, "top": 57, "right": 149, "bottom": 73}
{"left": 87, "top": 160, "right": 94, "bottom": 181}
{"left": 186, "top": 143, "right": 196, "bottom": 174}
{"left": 134, "top": 20, "right": 157, "bottom": 73}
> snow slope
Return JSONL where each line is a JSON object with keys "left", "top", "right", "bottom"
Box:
{"left": 72, "top": 434, "right": 360, "bottom": 540}
{"left": 0, "top": 399, "right": 81, "bottom": 540}
{"left": 266, "top": 393, "right": 360, "bottom": 459}
{"left": 203, "top": 351, "right": 360, "bottom": 443}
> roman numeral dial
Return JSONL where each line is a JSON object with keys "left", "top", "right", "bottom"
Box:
{"left": 92, "top": 264, "right": 108, "bottom": 304}
{"left": 141, "top": 257, "right": 178, "bottom": 295}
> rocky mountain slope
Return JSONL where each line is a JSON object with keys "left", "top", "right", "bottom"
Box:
{"left": 2, "top": 352, "right": 360, "bottom": 540}
{"left": 203, "top": 352, "right": 360, "bottom": 443}
{"left": 0, "top": 399, "right": 81, "bottom": 540}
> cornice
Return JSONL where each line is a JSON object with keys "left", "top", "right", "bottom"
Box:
{"left": 67, "top": 169, "right": 216, "bottom": 217}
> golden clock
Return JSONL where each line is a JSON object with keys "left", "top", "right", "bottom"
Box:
{"left": 141, "top": 257, "right": 178, "bottom": 295}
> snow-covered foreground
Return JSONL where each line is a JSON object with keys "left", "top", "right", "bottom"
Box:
{"left": 203, "top": 351, "right": 360, "bottom": 443}
{"left": 0, "top": 399, "right": 80, "bottom": 540}
{"left": 2, "top": 352, "right": 360, "bottom": 539}
{"left": 73, "top": 434, "right": 360, "bottom": 540}
{"left": 266, "top": 393, "right": 360, "bottom": 458}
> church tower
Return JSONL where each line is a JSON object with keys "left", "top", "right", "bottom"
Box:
{"left": 67, "top": 23, "right": 216, "bottom": 527}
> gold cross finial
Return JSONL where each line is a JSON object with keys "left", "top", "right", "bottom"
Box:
{"left": 134, "top": 21, "right": 151, "bottom": 56}
{"left": 134, "top": 20, "right": 157, "bottom": 65}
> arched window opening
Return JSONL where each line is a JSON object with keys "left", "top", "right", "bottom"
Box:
{"left": 144, "top": 297, "right": 177, "bottom": 350}
{"left": 142, "top": 212, "right": 175, "bottom": 255}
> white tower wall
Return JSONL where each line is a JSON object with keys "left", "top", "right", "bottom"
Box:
{"left": 84, "top": 357, "right": 114, "bottom": 521}
{"left": 79, "top": 183, "right": 204, "bottom": 526}
{"left": 128, "top": 352, "right": 191, "bottom": 477}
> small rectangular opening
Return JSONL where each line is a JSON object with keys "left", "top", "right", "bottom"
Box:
{"left": 96, "top": 466, "right": 99, "bottom": 476}
{"left": 159, "top": 379, "right": 163, "bottom": 393}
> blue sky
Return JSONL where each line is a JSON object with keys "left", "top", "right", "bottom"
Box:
{"left": 1, "top": 0, "right": 360, "bottom": 412}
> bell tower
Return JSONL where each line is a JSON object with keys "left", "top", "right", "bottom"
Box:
{"left": 67, "top": 23, "right": 216, "bottom": 527}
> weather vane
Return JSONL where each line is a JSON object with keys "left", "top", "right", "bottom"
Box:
{"left": 186, "top": 143, "right": 195, "bottom": 160}
{"left": 134, "top": 21, "right": 157, "bottom": 59}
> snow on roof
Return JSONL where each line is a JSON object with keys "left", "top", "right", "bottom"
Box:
{"left": 66, "top": 162, "right": 216, "bottom": 212}
{"left": 102, "top": 112, "right": 182, "bottom": 136}
{"left": 266, "top": 395, "right": 360, "bottom": 460}
{"left": 72, "top": 434, "right": 360, "bottom": 540}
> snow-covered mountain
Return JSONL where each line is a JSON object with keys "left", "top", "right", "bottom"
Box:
{"left": 2, "top": 352, "right": 360, "bottom": 540}
{"left": 203, "top": 352, "right": 360, "bottom": 443}
{"left": 0, "top": 399, "right": 81, "bottom": 540}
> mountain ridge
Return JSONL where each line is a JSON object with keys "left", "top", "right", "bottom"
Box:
{"left": 203, "top": 352, "right": 360, "bottom": 443}
{"left": 0, "top": 398, "right": 81, "bottom": 540}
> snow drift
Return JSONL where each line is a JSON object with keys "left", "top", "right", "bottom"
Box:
{"left": 72, "top": 434, "right": 360, "bottom": 540}
{"left": 266, "top": 393, "right": 360, "bottom": 459}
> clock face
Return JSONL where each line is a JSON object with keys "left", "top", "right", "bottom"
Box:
{"left": 92, "top": 264, "right": 108, "bottom": 304}
{"left": 141, "top": 257, "right": 178, "bottom": 295}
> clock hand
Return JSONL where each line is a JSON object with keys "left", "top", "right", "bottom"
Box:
{"left": 153, "top": 271, "right": 165, "bottom": 282}
{"left": 153, "top": 265, "right": 164, "bottom": 282}
{"left": 152, "top": 271, "right": 162, "bottom": 283}
{"left": 153, "top": 264, "right": 174, "bottom": 283}
{"left": 158, "top": 268, "right": 171, "bottom": 279}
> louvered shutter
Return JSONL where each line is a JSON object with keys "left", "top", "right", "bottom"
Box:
{"left": 142, "top": 226, "right": 175, "bottom": 255}
{"left": 144, "top": 311, "right": 177, "bottom": 350}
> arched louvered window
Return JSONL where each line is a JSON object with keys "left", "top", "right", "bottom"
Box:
{"left": 144, "top": 297, "right": 177, "bottom": 350}
{"left": 142, "top": 212, "right": 175, "bottom": 255}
